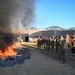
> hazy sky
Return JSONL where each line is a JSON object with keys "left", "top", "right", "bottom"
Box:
{"left": 34, "top": 0, "right": 75, "bottom": 28}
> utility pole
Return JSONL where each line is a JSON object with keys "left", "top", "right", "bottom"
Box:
{"left": 15, "top": 18, "right": 23, "bottom": 29}
{"left": 15, "top": 18, "right": 23, "bottom": 43}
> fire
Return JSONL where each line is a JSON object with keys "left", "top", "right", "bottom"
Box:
{"left": 0, "top": 43, "right": 17, "bottom": 58}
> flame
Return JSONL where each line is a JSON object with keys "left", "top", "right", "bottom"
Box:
{"left": 0, "top": 43, "right": 17, "bottom": 58}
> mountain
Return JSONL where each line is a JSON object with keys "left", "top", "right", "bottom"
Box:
{"left": 68, "top": 27, "right": 75, "bottom": 30}
{"left": 24, "top": 26, "right": 75, "bottom": 30}
{"left": 29, "top": 27, "right": 37, "bottom": 29}
{"left": 46, "top": 26, "right": 66, "bottom": 30}
{"left": 24, "top": 27, "right": 37, "bottom": 30}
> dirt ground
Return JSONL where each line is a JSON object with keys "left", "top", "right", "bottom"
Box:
{"left": 0, "top": 42, "right": 75, "bottom": 75}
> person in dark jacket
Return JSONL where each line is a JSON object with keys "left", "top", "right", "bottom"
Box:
{"left": 55, "top": 36, "right": 60, "bottom": 53}
{"left": 51, "top": 36, "right": 55, "bottom": 52}
{"left": 46, "top": 37, "right": 51, "bottom": 51}
{"left": 71, "top": 37, "right": 75, "bottom": 53}
{"left": 59, "top": 36, "right": 66, "bottom": 64}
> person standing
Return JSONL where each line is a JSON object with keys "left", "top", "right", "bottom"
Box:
{"left": 55, "top": 36, "right": 60, "bottom": 53}
{"left": 51, "top": 36, "right": 55, "bottom": 52}
{"left": 71, "top": 37, "right": 75, "bottom": 54}
{"left": 59, "top": 36, "right": 66, "bottom": 64}
{"left": 47, "top": 36, "right": 51, "bottom": 51}
{"left": 59, "top": 34, "right": 71, "bottom": 64}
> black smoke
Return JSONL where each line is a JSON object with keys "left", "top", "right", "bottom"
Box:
{"left": 0, "top": 0, "right": 35, "bottom": 30}
{"left": 0, "top": 0, "right": 35, "bottom": 51}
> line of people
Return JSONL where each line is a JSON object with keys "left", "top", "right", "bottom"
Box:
{"left": 37, "top": 34, "right": 75, "bottom": 64}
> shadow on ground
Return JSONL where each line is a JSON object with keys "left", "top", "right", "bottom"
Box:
{"left": 21, "top": 44, "right": 75, "bottom": 68}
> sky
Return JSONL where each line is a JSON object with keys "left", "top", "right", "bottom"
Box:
{"left": 34, "top": 0, "right": 75, "bottom": 29}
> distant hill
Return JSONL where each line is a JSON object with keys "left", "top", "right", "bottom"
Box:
{"left": 67, "top": 27, "right": 75, "bottom": 30}
{"left": 24, "top": 27, "right": 37, "bottom": 30}
{"left": 24, "top": 26, "right": 75, "bottom": 30}
{"left": 29, "top": 27, "right": 37, "bottom": 29}
{"left": 46, "top": 26, "right": 66, "bottom": 30}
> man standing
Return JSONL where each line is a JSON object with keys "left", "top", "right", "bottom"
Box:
{"left": 51, "top": 36, "right": 55, "bottom": 52}
{"left": 55, "top": 36, "right": 60, "bottom": 53}
{"left": 59, "top": 36, "right": 66, "bottom": 64}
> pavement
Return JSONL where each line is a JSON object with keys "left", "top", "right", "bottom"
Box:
{"left": 0, "top": 42, "right": 75, "bottom": 75}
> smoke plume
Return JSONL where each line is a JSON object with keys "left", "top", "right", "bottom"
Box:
{"left": 0, "top": 0, "right": 35, "bottom": 31}
{"left": 0, "top": 0, "right": 35, "bottom": 50}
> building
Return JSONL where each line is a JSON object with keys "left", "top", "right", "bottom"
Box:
{"left": 12, "top": 28, "right": 75, "bottom": 42}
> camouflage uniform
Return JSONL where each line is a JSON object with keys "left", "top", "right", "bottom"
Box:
{"left": 59, "top": 36, "right": 66, "bottom": 63}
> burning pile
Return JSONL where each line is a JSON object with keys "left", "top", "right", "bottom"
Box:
{"left": 0, "top": 0, "right": 35, "bottom": 66}
{"left": 0, "top": 32, "right": 17, "bottom": 58}
{"left": 0, "top": 32, "right": 31, "bottom": 67}
{"left": 0, "top": 48, "right": 31, "bottom": 67}
{"left": 0, "top": 44, "right": 17, "bottom": 58}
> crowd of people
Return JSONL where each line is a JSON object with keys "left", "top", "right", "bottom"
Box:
{"left": 37, "top": 34, "right": 75, "bottom": 64}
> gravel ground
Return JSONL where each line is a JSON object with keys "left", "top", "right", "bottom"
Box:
{"left": 0, "top": 43, "right": 75, "bottom": 75}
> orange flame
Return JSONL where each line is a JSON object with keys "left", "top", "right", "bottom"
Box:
{"left": 0, "top": 43, "right": 17, "bottom": 58}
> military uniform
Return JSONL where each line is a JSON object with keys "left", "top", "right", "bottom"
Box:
{"left": 47, "top": 38, "right": 51, "bottom": 51}
{"left": 43, "top": 37, "right": 47, "bottom": 50}
{"left": 51, "top": 37, "right": 55, "bottom": 52}
{"left": 58, "top": 36, "right": 67, "bottom": 64}
{"left": 55, "top": 37, "right": 60, "bottom": 53}
{"left": 59, "top": 39, "right": 66, "bottom": 63}
{"left": 37, "top": 39, "right": 40, "bottom": 48}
